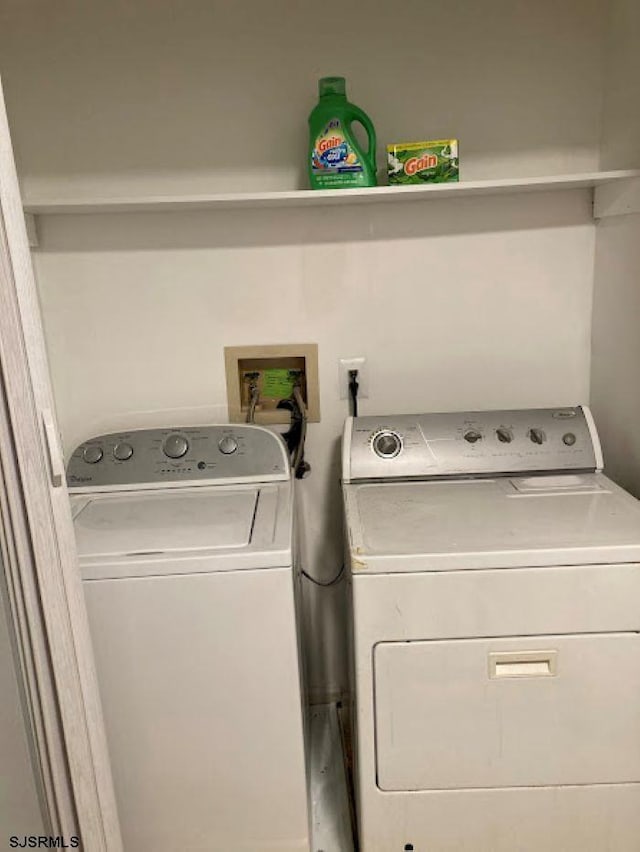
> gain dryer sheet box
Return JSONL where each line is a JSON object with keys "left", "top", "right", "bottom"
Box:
{"left": 387, "top": 139, "right": 459, "bottom": 185}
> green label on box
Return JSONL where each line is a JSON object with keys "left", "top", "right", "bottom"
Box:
{"left": 387, "top": 139, "right": 459, "bottom": 185}
{"left": 261, "top": 368, "right": 295, "bottom": 400}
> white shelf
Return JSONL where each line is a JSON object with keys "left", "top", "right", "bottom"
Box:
{"left": 21, "top": 170, "right": 640, "bottom": 216}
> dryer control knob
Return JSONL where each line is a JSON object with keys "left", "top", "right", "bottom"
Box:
{"left": 496, "top": 428, "right": 513, "bottom": 443}
{"left": 372, "top": 431, "right": 402, "bottom": 459}
{"left": 464, "top": 430, "right": 482, "bottom": 443}
{"left": 83, "top": 445, "right": 103, "bottom": 464}
{"left": 163, "top": 434, "right": 189, "bottom": 459}
{"left": 218, "top": 436, "right": 238, "bottom": 455}
{"left": 529, "top": 428, "right": 546, "bottom": 445}
{"left": 113, "top": 442, "right": 134, "bottom": 461}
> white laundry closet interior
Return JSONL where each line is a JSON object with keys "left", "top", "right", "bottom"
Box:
{"left": 0, "top": 0, "right": 639, "bottom": 845}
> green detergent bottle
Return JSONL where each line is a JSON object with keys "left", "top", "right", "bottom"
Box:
{"left": 308, "top": 77, "right": 377, "bottom": 190}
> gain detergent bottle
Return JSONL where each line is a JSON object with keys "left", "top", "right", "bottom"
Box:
{"left": 308, "top": 77, "right": 377, "bottom": 190}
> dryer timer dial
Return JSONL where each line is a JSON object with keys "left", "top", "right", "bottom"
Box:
{"left": 371, "top": 430, "right": 403, "bottom": 459}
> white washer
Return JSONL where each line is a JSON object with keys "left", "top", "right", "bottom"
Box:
{"left": 342, "top": 406, "right": 640, "bottom": 852}
{"left": 67, "top": 424, "right": 310, "bottom": 852}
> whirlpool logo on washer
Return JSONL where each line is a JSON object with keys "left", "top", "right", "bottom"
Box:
{"left": 68, "top": 474, "right": 92, "bottom": 483}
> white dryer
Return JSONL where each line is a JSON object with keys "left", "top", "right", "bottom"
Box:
{"left": 342, "top": 406, "right": 640, "bottom": 852}
{"left": 67, "top": 424, "right": 309, "bottom": 852}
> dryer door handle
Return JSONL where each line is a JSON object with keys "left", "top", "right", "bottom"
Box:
{"left": 489, "top": 650, "right": 558, "bottom": 679}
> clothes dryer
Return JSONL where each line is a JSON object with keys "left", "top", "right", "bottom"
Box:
{"left": 343, "top": 406, "right": 640, "bottom": 852}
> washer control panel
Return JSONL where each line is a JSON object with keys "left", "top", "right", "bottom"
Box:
{"left": 67, "top": 424, "right": 289, "bottom": 490}
{"left": 344, "top": 406, "right": 599, "bottom": 482}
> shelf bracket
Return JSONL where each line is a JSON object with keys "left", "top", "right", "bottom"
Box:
{"left": 24, "top": 212, "right": 39, "bottom": 248}
{"left": 594, "top": 177, "right": 640, "bottom": 219}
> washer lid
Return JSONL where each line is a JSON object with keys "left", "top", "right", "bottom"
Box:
{"left": 344, "top": 473, "right": 640, "bottom": 572}
{"left": 74, "top": 487, "right": 259, "bottom": 558}
{"left": 73, "top": 482, "right": 293, "bottom": 579}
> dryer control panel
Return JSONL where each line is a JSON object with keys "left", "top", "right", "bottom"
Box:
{"left": 343, "top": 406, "right": 601, "bottom": 482}
{"left": 67, "top": 424, "right": 290, "bottom": 491}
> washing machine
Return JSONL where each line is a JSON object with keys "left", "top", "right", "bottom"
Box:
{"left": 342, "top": 406, "right": 640, "bottom": 852}
{"left": 66, "top": 424, "right": 310, "bottom": 852}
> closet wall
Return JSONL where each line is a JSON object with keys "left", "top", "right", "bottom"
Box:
{"left": 591, "top": 0, "right": 640, "bottom": 495}
{"left": 0, "top": 0, "right": 609, "bottom": 699}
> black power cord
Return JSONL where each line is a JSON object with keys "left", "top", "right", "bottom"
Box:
{"left": 302, "top": 563, "right": 345, "bottom": 587}
{"left": 348, "top": 369, "right": 359, "bottom": 418}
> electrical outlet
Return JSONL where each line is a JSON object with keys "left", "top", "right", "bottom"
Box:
{"left": 339, "top": 357, "right": 368, "bottom": 399}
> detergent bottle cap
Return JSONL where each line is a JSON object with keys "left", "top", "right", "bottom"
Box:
{"left": 319, "top": 76, "right": 346, "bottom": 97}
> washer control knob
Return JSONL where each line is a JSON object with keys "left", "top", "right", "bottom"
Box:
{"left": 464, "top": 430, "right": 482, "bottom": 443}
{"left": 530, "top": 428, "right": 546, "bottom": 445}
{"left": 163, "top": 434, "right": 189, "bottom": 459}
{"left": 113, "top": 442, "right": 134, "bottom": 461}
{"left": 218, "top": 436, "right": 238, "bottom": 455}
{"left": 372, "top": 431, "right": 402, "bottom": 459}
{"left": 563, "top": 432, "right": 577, "bottom": 446}
{"left": 83, "top": 445, "right": 103, "bottom": 464}
{"left": 496, "top": 428, "right": 513, "bottom": 443}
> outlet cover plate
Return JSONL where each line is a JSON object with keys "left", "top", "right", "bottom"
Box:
{"left": 339, "top": 357, "right": 368, "bottom": 399}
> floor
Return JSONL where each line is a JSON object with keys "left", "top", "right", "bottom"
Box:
{"left": 308, "top": 703, "right": 355, "bottom": 852}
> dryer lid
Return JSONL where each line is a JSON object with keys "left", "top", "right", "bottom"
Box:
{"left": 344, "top": 474, "right": 640, "bottom": 572}
{"left": 74, "top": 487, "right": 259, "bottom": 558}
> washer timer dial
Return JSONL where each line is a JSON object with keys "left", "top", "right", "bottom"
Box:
{"left": 371, "top": 430, "right": 403, "bottom": 459}
{"left": 163, "top": 434, "right": 189, "bottom": 459}
{"left": 83, "top": 445, "right": 103, "bottom": 464}
{"left": 218, "top": 436, "right": 238, "bottom": 455}
{"left": 113, "top": 442, "right": 134, "bottom": 461}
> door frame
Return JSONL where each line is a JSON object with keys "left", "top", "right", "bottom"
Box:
{"left": 0, "top": 76, "right": 122, "bottom": 850}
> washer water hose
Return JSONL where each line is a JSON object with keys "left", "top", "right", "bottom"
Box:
{"left": 278, "top": 379, "right": 310, "bottom": 479}
{"left": 246, "top": 376, "right": 260, "bottom": 424}
{"left": 291, "top": 386, "right": 308, "bottom": 477}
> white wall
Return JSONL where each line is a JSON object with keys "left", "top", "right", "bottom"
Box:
{"left": 32, "top": 194, "right": 595, "bottom": 697}
{"left": 591, "top": 0, "right": 640, "bottom": 495}
{"left": 0, "top": 0, "right": 606, "bottom": 198}
{"left": 0, "top": 0, "right": 606, "bottom": 699}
